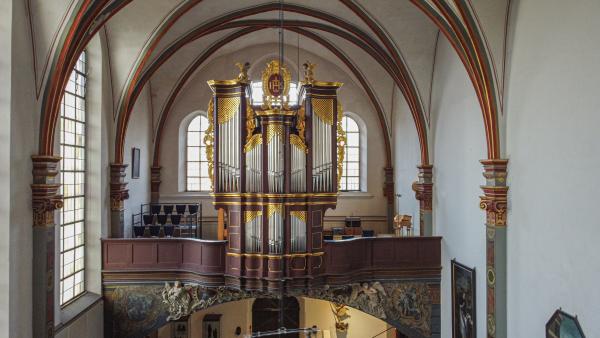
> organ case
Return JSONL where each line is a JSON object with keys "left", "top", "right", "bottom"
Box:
{"left": 205, "top": 60, "right": 344, "bottom": 289}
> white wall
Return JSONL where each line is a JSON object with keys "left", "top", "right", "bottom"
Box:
{"left": 123, "top": 85, "right": 153, "bottom": 234}
{"left": 391, "top": 86, "right": 421, "bottom": 233}
{"left": 9, "top": 0, "right": 37, "bottom": 336}
{"left": 0, "top": 0, "right": 13, "bottom": 336}
{"left": 429, "top": 37, "right": 487, "bottom": 336}
{"left": 505, "top": 1, "right": 600, "bottom": 336}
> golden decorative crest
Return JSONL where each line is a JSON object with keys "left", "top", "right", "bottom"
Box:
{"left": 337, "top": 102, "right": 346, "bottom": 189}
{"left": 261, "top": 60, "right": 292, "bottom": 109}
{"left": 203, "top": 98, "right": 215, "bottom": 190}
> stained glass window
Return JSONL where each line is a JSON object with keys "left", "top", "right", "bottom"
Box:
{"left": 59, "top": 51, "right": 87, "bottom": 305}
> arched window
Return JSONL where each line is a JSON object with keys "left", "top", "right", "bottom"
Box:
{"left": 59, "top": 51, "right": 87, "bottom": 305}
{"left": 186, "top": 115, "right": 210, "bottom": 191}
{"left": 340, "top": 115, "right": 362, "bottom": 191}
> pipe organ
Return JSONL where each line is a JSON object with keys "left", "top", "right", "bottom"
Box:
{"left": 206, "top": 60, "right": 344, "bottom": 289}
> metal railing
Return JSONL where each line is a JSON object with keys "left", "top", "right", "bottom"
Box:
{"left": 131, "top": 203, "right": 202, "bottom": 239}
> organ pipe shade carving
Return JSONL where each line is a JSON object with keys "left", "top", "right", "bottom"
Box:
{"left": 204, "top": 98, "right": 215, "bottom": 190}
{"left": 245, "top": 134, "right": 263, "bottom": 192}
{"left": 296, "top": 104, "right": 306, "bottom": 142}
{"left": 244, "top": 133, "right": 263, "bottom": 153}
{"left": 290, "top": 211, "right": 307, "bottom": 252}
{"left": 217, "top": 97, "right": 240, "bottom": 124}
{"left": 267, "top": 204, "right": 284, "bottom": 254}
{"left": 312, "top": 98, "right": 334, "bottom": 125}
{"left": 216, "top": 96, "right": 241, "bottom": 192}
{"left": 245, "top": 98, "right": 256, "bottom": 142}
{"left": 266, "top": 124, "right": 284, "bottom": 143}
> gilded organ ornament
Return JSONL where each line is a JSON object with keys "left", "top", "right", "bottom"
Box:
{"left": 261, "top": 60, "right": 292, "bottom": 109}
{"left": 336, "top": 102, "right": 346, "bottom": 189}
{"left": 203, "top": 98, "right": 215, "bottom": 190}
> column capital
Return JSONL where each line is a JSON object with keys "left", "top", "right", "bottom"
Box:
{"left": 413, "top": 165, "right": 433, "bottom": 210}
{"left": 479, "top": 159, "right": 509, "bottom": 227}
{"left": 110, "top": 163, "right": 129, "bottom": 211}
{"left": 31, "top": 155, "right": 63, "bottom": 227}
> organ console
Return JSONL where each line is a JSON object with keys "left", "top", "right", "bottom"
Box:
{"left": 205, "top": 60, "right": 345, "bottom": 289}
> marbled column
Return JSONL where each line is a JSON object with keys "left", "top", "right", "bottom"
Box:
{"left": 150, "top": 166, "right": 161, "bottom": 203}
{"left": 412, "top": 165, "right": 433, "bottom": 236}
{"left": 110, "top": 163, "right": 129, "bottom": 238}
{"left": 31, "top": 155, "right": 63, "bottom": 338}
{"left": 383, "top": 167, "right": 395, "bottom": 232}
{"left": 479, "top": 159, "right": 508, "bottom": 338}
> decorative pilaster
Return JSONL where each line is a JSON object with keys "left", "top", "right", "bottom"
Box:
{"left": 110, "top": 163, "right": 129, "bottom": 238}
{"left": 31, "top": 155, "right": 63, "bottom": 338}
{"left": 412, "top": 165, "right": 433, "bottom": 236}
{"left": 150, "top": 166, "right": 161, "bottom": 203}
{"left": 480, "top": 159, "right": 508, "bottom": 338}
{"left": 383, "top": 167, "right": 395, "bottom": 232}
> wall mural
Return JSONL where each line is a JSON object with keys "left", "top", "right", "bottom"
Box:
{"left": 451, "top": 260, "right": 476, "bottom": 338}
{"left": 103, "top": 280, "right": 439, "bottom": 338}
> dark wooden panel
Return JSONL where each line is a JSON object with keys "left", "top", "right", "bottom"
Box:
{"left": 157, "top": 242, "right": 182, "bottom": 265}
{"left": 182, "top": 241, "right": 203, "bottom": 269}
{"left": 132, "top": 242, "right": 157, "bottom": 267}
{"left": 311, "top": 210, "right": 322, "bottom": 227}
{"left": 201, "top": 244, "right": 224, "bottom": 269}
{"left": 104, "top": 243, "right": 132, "bottom": 269}
{"left": 102, "top": 237, "right": 441, "bottom": 285}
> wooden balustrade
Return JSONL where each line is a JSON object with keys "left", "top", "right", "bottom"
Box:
{"left": 323, "top": 236, "right": 441, "bottom": 283}
{"left": 102, "top": 238, "right": 227, "bottom": 284}
{"left": 102, "top": 236, "right": 441, "bottom": 285}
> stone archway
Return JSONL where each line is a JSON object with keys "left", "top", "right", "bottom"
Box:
{"left": 103, "top": 280, "right": 440, "bottom": 338}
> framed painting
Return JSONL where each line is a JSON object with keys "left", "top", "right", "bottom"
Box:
{"left": 131, "top": 147, "right": 140, "bottom": 179}
{"left": 451, "top": 259, "right": 476, "bottom": 338}
{"left": 546, "top": 309, "right": 585, "bottom": 338}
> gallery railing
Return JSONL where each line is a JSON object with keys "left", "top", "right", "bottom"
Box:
{"left": 130, "top": 203, "right": 202, "bottom": 239}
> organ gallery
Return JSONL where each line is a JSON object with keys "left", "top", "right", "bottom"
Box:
{"left": 207, "top": 60, "right": 345, "bottom": 288}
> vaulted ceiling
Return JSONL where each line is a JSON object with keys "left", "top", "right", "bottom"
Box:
{"left": 30, "top": 0, "right": 510, "bottom": 162}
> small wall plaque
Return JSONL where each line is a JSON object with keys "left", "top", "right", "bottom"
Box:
{"left": 131, "top": 147, "right": 140, "bottom": 179}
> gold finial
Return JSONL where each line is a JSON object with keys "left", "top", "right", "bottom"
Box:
{"left": 235, "top": 62, "right": 251, "bottom": 83}
{"left": 303, "top": 61, "right": 316, "bottom": 84}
